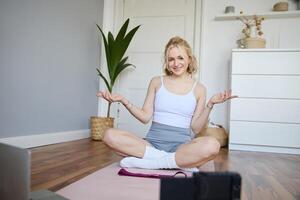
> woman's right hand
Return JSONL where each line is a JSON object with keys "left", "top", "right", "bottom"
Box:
{"left": 96, "top": 91, "right": 124, "bottom": 103}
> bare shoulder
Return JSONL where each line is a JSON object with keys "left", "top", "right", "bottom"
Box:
{"left": 193, "top": 81, "right": 207, "bottom": 101}
{"left": 150, "top": 76, "right": 161, "bottom": 85}
{"left": 149, "top": 76, "right": 162, "bottom": 90}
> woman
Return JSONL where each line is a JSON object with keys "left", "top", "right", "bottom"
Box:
{"left": 97, "top": 36, "right": 237, "bottom": 171}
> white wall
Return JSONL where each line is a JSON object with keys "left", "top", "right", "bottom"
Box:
{"left": 0, "top": 0, "right": 104, "bottom": 147}
{"left": 200, "top": 0, "right": 300, "bottom": 129}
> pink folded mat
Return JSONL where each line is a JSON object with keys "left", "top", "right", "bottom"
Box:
{"left": 56, "top": 161, "right": 214, "bottom": 200}
{"left": 56, "top": 163, "right": 190, "bottom": 200}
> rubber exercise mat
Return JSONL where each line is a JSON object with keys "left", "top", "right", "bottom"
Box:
{"left": 56, "top": 163, "right": 188, "bottom": 200}
{"left": 56, "top": 161, "right": 215, "bottom": 200}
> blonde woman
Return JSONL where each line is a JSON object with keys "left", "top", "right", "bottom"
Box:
{"left": 97, "top": 36, "right": 237, "bottom": 171}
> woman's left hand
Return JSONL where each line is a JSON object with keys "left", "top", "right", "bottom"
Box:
{"left": 208, "top": 90, "right": 238, "bottom": 106}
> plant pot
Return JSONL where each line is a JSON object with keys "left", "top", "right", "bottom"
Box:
{"left": 244, "top": 37, "right": 266, "bottom": 49}
{"left": 90, "top": 116, "right": 114, "bottom": 140}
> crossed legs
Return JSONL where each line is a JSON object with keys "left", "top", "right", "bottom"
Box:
{"left": 175, "top": 137, "right": 220, "bottom": 168}
{"left": 102, "top": 128, "right": 151, "bottom": 158}
{"left": 103, "top": 128, "right": 220, "bottom": 169}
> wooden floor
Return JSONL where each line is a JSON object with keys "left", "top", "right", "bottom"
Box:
{"left": 31, "top": 139, "right": 300, "bottom": 200}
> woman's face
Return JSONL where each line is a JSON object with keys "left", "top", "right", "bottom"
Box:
{"left": 167, "top": 46, "right": 190, "bottom": 76}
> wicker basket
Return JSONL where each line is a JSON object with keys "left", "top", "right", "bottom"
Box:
{"left": 196, "top": 124, "right": 228, "bottom": 147}
{"left": 273, "top": 2, "right": 288, "bottom": 11}
{"left": 90, "top": 116, "right": 114, "bottom": 141}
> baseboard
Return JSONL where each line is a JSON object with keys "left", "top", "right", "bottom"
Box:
{"left": 0, "top": 129, "right": 90, "bottom": 148}
{"left": 229, "top": 143, "right": 300, "bottom": 155}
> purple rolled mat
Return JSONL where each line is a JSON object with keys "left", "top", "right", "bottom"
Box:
{"left": 118, "top": 168, "right": 187, "bottom": 179}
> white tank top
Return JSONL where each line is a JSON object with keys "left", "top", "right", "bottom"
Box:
{"left": 153, "top": 76, "right": 197, "bottom": 128}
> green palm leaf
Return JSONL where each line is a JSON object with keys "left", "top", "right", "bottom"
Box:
{"left": 113, "top": 25, "right": 140, "bottom": 68}
{"left": 96, "top": 68, "right": 111, "bottom": 92}
{"left": 115, "top": 19, "right": 129, "bottom": 43}
{"left": 96, "top": 19, "right": 140, "bottom": 117}
{"left": 120, "top": 25, "right": 140, "bottom": 57}
{"left": 96, "top": 24, "right": 111, "bottom": 70}
{"left": 107, "top": 32, "right": 115, "bottom": 79}
{"left": 110, "top": 56, "right": 134, "bottom": 86}
{"left": 112, "top": 63, "right": 135, "bottom": 86}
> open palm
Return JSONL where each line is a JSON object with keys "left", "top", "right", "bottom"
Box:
{"left": 96, "top": 91, "right": 124, "bottom": 103}
{"left": 209, "top": 90, "right": 238, "bottom": 105}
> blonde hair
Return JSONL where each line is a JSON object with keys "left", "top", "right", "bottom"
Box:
{"left": 163, "top": 36, "right": 197, "bottom": 76}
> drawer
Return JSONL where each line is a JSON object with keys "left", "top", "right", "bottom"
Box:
{"left": 232, "top": 51, "right": 300, "bottom": 75}
{"left": 231, "top": 75, "right": 300, "bottom": 99}
{"left": 230, "top": 98, "right": 300, "bottom": 123}
{"left": 229, "top": 121, "right": 300, "bottom": 148}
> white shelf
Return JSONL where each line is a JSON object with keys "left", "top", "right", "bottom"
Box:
{"left": 215, "top": 10, "right": 300, "bottom": 21}
{"left": 232, "top": 48, "right": 300, "bottom": 52}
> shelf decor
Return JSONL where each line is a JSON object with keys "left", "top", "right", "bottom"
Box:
{"left": 237, "top": 15, "right": 266, "bottom": 48}
{"left": 215, "top": 10, "right": 300, "bottom": 20}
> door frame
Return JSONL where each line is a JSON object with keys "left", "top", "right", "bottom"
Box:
{"left": 98, "top": 0, "right": 205, "bottom": 117}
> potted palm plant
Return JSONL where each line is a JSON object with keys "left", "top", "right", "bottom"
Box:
{"left": 91, "top": 19, "right": 140, "bottom": 140}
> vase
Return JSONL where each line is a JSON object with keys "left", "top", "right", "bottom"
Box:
{"left": 249, "top": 25, "right": 257, "bottom": 38}
{"left": 244, "top": 37, "right": 266, "bottom": 49}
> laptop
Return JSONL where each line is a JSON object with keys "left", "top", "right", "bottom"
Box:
{"left": 0, "top": 142, "right": 68, "bottom": 200}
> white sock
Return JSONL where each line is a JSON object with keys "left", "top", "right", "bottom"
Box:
{"left": 120, "top": 152, "right": 179, "bottom": 169}
{"left": 120, "top": 151, "right": 200, "bottom": 172}
{"left": 120, "top": 156, "right": 199, "bottom": 172}
{"left": 143, "top": 146, "right": 168, "bottom": 159}
{"left": 181, "top": 167, "right": 199, "bottom": 172}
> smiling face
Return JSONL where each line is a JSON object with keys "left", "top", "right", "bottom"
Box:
{"left": 163, "top": 37, "right": 197, "bottom": 76}
{"left": 166, "top": 46, "right": 190, "bottom": 77}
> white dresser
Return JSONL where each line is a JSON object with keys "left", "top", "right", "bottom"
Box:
{"left": 229, "top": 49, "right": 300, "bottom": 154}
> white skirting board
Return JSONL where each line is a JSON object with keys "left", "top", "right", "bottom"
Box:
{"left": 229, "top": 143, "right": 300, "bottom": 155}
{"left": 0, "top": 129, "right": 90, "bottom": 148}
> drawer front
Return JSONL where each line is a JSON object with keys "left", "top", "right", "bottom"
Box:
{"left": 230, "top": 98, "right": 300, "bottom": 123}
{"left": 232, "top": 51, "right": 300, "bottom": 75}
{"left": 229, "top": 121, "right": 300, "bottom": 148}
{"left": 231, "top": 75, "right": 300, "bottom": 99}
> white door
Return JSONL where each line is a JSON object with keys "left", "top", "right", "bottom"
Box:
{"left": 115, "top": 0, "right": 196, "bottom": 137}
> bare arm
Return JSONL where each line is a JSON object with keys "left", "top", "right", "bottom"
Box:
{"left": 191, "top": 85, "right": 238, "bottom": 134}
{"left": 121, "top": 77, "right": 158, "bottom": 124}
{"left": 97, "top": 77, "right": 159, "bottom": 124}
{"left": 191, "top": 85, "right": 211, "bottom": 134}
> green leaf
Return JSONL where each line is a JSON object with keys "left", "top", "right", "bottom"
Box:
{"left": 96, "top": 24, "right": 111, "bottom": 71}
{"left": 116, "top": 63, "right": 135, "bottom": 76}
{"left": 110, "top": 24, "right": 140, "bottom": 80}
{"left": 118, "top": 25, "right": 140, "bottom": 61}
{"left": 111, "top": 63, "right": 135, "bottom": 87}
{"left": 115, "top": 19, "right": 129, "bottom": 43}
{"left": 122, "top": 25, "right": 140, "bottom": 52}
{"left": 96, "top": 68, "right": 111, "bottom": 92}
{"left": 96, "top": 19, "right": 140, "bottom": 116}
{"left": 110, "top": 56, "right": 129, "bottom": 85}
{"left": 107, "top": 32, "right": 115, "bottom": 79}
